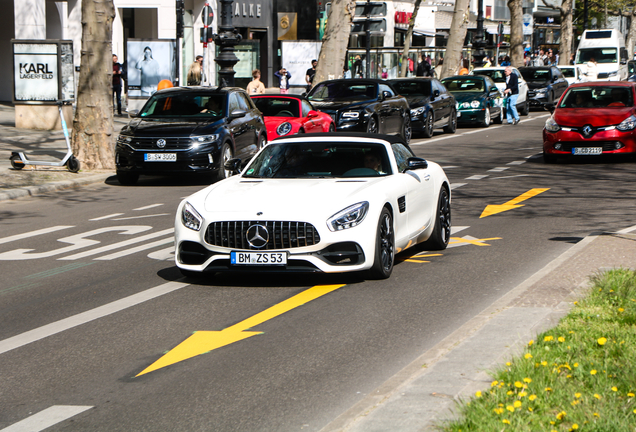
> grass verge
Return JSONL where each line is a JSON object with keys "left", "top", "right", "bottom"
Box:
{"left": 440, "top": 268, "right": 636, "bottom": 431}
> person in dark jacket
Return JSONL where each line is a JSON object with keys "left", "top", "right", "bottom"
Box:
{"left": 112, "top": 54, "right": 125, "bottom": 116}
{"left": 503, "top": 66, "right": 520, "bottom": 125}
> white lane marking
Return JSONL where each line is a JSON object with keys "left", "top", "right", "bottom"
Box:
{"left": 410, "top": 135, "right": 455, "bottom": 146}
{"left": 89, "top": 213, "right": 124, "bottom": 221}
{"left": 60, "top": 228, "right": 174, "bottom": 260}
{"left": 0, "top": 226, "right": 74, "bottom": 246}
{"left": 487, "top": 167, "right": 510, "bottom": 172}
{"left": 450, "top": 226, "right": 469, "bottom": 235}
{"left": 134, "top": 204, "right": 164, "bottom": 211}
{"left": 465, "top": 175, "right": 489, "bottom": 180}
{"left": 441, "top": 166, "right": 459, "bottom": 169}
{"left": 0, "top": 281, "right": 189, "bottom": 355}
{"left": 616, "top": 225, "right": 636, "bottom": 234}
{"left": 112, "top": 214, "right": 170, "bottom": 221}
{"left": 0, "top": 405, "right": 93, "bottom": 432}
{"left": 96, "top": 237, "right": 174, "bottom": 260}
{"left": 492, "top": 174, "right": 530, "bottom": 180}
{"left": 450, "top": 183, "right": 466, "bottom": 190}
{"left": 507, "top": 160, "right": 526, "bottom": 165}
{"left": 148, "top": 246, "right": 174, "bottom": 261}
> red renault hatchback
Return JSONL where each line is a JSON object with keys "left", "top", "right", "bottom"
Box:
{"left": 543, "top": 81, "right": 636, "bottom": 163}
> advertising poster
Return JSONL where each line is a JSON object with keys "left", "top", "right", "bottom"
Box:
{"left": 127, "top": 40, "right": 176, "bottom": 97}
{"left": 281, "top": 41, "right": 322, "bottom": 87}
{"left": 13, "top": 43, "right": 58, "bottom": 101}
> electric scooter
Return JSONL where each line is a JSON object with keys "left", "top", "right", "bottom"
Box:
{"left": 10, "top": 100, "right": 81, "bottom": 173}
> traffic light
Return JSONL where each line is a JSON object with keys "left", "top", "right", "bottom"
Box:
{"left": 176, "top": 0, "right": 185, "bottom": 38}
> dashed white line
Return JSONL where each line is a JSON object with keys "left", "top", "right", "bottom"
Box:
{"left": 89, "top": 213, "right": 124, "bottom": 221}
{"left": 465, "top": 175, "right": 489, "bottom": 180}
{"left": 487, "top": 167, "right": 510, "bottom": 172}
{"left": 112, "top": 214, "right": 170, "bottom": 221}
{"left": 0, "top": 281, "right": 189, "bottom": 355}
{"left": 491, "top": 174, "right": 530, "bottom": 180}
{"left": 0, "top": 405, "right": 93, "bottom": 432}
{"left": 450, "top": 183, "right": 466, "bottom": 190}
{"left": 507, "top": 160, "right": 526, "bottom": 165}
{"left": 134, "top": 204, "right": 164, "bottom": 211}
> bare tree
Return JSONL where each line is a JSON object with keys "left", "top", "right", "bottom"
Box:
{"left": 440, "top": 0, "right": 470, "bottom": 79}
{"left": 71, "top": 0, "right": 116, "bottom": 170}
{"left": 542, "top": 0, "right": 574, "bottom": 65}
{"left": 313, "top": 0, "right": 356, "bottom": 85}
{"left": 507, "top": 0, "right": 524, "bottom": 67}
{"left": 627, "top": 9, "right": 636, "bottom": 62}
{"left": 399, "top": 0, "right": 423, "bottom": 77}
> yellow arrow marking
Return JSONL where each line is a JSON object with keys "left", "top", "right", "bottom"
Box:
{"left": 136, "top": 284, "right": 345, "bottom": 376}
{"left": 449, "top": 237, "right": 502, "bottom": 246}
{"left": 480, "top": 188, "right": 550, "bottom": 218}
{"left": 398, "top": 253, "right": 443, "bottom": 263}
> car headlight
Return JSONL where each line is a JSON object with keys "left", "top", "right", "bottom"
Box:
{"left": 182, "top": 202, "right": 203, "bottom": 231}
{"left": 455, "top": 102, "right": 459, "bottom": 110}
{"left": 535, "top": 88, "right": 547, "bottom": 94}
{"left": 411, "top": 107, "right": 425, "bottom": 116}
{"left": 470, "top": 100, "right": 481, "bottom": 108}
{"left": 190, "top": 134, "right": 219, "bottom": 148}
{"left": 342, "top": 111, "right": 360, "bottom": 119}
{"left": 276, "top": 122, "right": 293, "bottom": 136}
{"left": 617, "top": 115, "right": 636, "bottom": 131}
{"left": 327, "top": 202, "right": 369, "bottom": 232}
{"left": 461, "top": 102, "right": 471, "bottom": 109}
{"left": 545, "top": 116, "right": 561, "bottom": 133}
{"left": 117, "top": 135, "right": 132, "bottom": 143}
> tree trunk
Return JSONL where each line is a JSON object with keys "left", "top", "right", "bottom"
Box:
{"left": 627, "top": 9, "right": 636, "bottom": 62}
{"left": 558, "top": 0, "right": 573, "bottom": 65}
{"left": 400, "top": 0, "right": 423, "bottom": 77}
{"left": 440, "top": 0, "right": 470, "bottom": 79}
{"left": 313, "top": 0, "right": 356, "bottom": 85}
{"left": 507, "top": 0, "right": 524, "bottom": 67}
{"left": 71, "top": 0, "right": 116, "bottom": 170}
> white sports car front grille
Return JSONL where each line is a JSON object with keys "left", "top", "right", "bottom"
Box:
{"left": 205, "top": 221, "right": 321, "bottom": 250}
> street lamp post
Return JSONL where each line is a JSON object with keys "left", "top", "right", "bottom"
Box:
{"left": 472, "top": 0, "right": 487, "bottom": 68}
{"left": 213, "top": 0, "right": 242, "bottom": 87}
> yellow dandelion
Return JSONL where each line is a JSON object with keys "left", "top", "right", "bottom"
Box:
{"left": 514, "top": 401, "right": 522, "bottom": 408}
{"left": 612, "top": 387, "right": 618, "bottom": 392}
{"left": 593, "top": 413, "right": 599, "bottom": 417}
{"left": 572, "top": 424, "right": 579, "bottom": 430}
{"left": 528, "top": 340, "right": 534, "bottom": 346}
{"left": 519, "top": 391, "right": 527, "bottom": 397}
{"left": 475, "top": 390, "right": 482, "bottom": 397}
{"left": 541, "top": 361, "right": 548, "bottom": 367}
{"left": 523, "top": 377, "right": 532, "bottom": 383}
{"left": 573, "top": 301, "right": 578, "bottom": 305}
{"left": 628, "top": 392, "right": 635, "bottom": 397}
{"left": 558, "top": 336, "right": 565, "bottom": 342}
{"left": 619, "top": 308, "right": 624, "bottom": 312}
{"left": 528, "top": 407, "right": 533, "bottom": 412}
{"left": 544, "top": 335, "right": 554, "bottom": 342}
{"left": 556, "top": 411, "right": 566, "bottom": 420}
{"left": 594, "top": 394, "right": 601, "bottom": 399}
{"left": 575, "top": 393, "right": 582, "bottom": 398}
{"left": 506, "top": 405, "right": 515, "bottom": 413}
{"left": 491, "top": 380, "right": 499, "bottom": 387}
{"left": 571, "top": 400, "right": 578, "bottom": 406}
{"left": 506, "top": 362, "right": 511, "bottom": 366}
{"left": 591, "top": 370, "right": 597, "bottom": 375}
{"left": 525, "top": 353, "right": 533, "bottom": 359}
{"left": 597, "top": 337, "right": 607, "bottom": 346}
{"left": 529, "top": 395, "right": 537, "bottom": 401}
{"left": 545, "top": 387, "right": 553, "bottom": 392}
{"left": 515, "top": 381, "right": 524, "bottom": 388}
{"left": 507, "top": 390, "right": 514, "bottom": 396}
{"left": 573, "top": 363, "right": 579, "bottom": 367}
{"left": 503, "top": 419, "right": 510, "bottom": 424}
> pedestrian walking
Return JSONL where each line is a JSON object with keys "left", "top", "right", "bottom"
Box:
{"left": 274, "top": 67, "right": 291, "bottom": 94}
{"left": 305, "top": 59, "right": 317, "bottom": 91}
{"left": 187, "top": 55, "right": 203, "bottom": 86}
{"left": 416, "top": 54, "right": 431, "bottom": 77}
{"left": 112, "top": 54, "right": 125, "bottom": 116}
{"left": 246, "top": 69, "right": 265, "bottom": 95}
{"left": 503, "top": 66, "right": 520, "bottom": 125}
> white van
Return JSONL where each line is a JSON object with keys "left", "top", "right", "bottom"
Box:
{"left": 575, "top": 29, "right": 629, "bottom": 81}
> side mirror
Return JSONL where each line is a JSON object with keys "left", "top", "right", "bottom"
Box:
{"left": 229, "top": 109, "right": 247, "bottom": 119}
{"left": 381, "top": 90, "right": 392, "bottom": 100}
{"left": 128, "top": 110, "right": 139, "bottom": 118}
{"left": 307, "top": 110, "right": 319, "bottom": 118}
{"left": 405, "top": 157, "right": 428, "bottom": 171}
{"left": 491, "top": 86, "right": 498, "bottom": 92}
{"left": 224, "top": 158, "right": 242, "bottom": 174}
{"left": 621, "top": 59, "right": 627, "bottom": 65}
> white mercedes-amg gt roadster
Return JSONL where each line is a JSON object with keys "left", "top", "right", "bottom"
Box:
{"left": 175, "top": 133, "right": 451, "bottom": 279}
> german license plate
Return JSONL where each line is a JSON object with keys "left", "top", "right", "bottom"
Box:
{"left": 230, "top": 251, "right": 287, "bottom": 265}
{"left": 145, "top": 153, "right": 176, "bottom": 161}
{"left": 572, "top": 147, "right": 602, "bottom": 155}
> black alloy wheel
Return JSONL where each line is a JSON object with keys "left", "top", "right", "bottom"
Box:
{"left": 215, "top": 142, "right": 234, "bottom": 182}
{"left": 328, "top": 123, "right": 336, "bottom": 132}
{"left": 422, "top": 112, "right": 434, "bottom": 138}
{"left": 402, "top": 115, "right": 412, "bottom": 143}
{"left": 368, "top": 207, "right": 395, "bottom": 279}
{"left": 367, "top": 117, "right": 378, "bottom": 134}
{"left": 424, "top": 187, "right": 451, "bottom": 250}
{"left": 443, "top": 109, "right": 457, "bottom": 134}
{"left": 481, "top": 106, "right": 491, "bottom": 127}
{"left": 258, "top": 134, "right": 266, "bottom": 150}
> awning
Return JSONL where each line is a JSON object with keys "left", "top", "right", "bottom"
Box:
{"left": 412, "top": 28, "right": 440, "bottom": 37}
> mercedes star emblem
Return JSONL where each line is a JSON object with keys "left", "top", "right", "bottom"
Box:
{"left": 156, "top": 139, "right": 167, "bottom": 148}
{"left": 246, "top": 224, "right": 269, "bottom": 249}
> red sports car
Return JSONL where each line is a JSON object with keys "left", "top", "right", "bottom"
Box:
{"left": 543, "top": 81, "right": 636, "bottom": 163}
{"left": 250, "top": 94, "right": 335, "bottom": 141}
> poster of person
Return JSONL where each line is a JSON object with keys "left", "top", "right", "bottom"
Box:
{"left": 126, "top": 40, "right": 176, "bottom": 98}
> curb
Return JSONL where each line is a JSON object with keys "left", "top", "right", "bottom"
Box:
{"left": 0, "top": 173, "right": 114, "bottom": 202}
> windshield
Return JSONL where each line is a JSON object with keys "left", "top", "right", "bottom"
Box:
{"left": 252, "top": 97, "right": 300, "bottom": 117}
{"left": 576, "top": 48, "right": 618, "bottom": 64}
{"left": 389, "top": 80, "right": 431, "bottom": 96}
{"left": 520, "top": 68, "right": 551, "bottom": 82}
{"left": 441, "top": 78, "right": 484, "bottom": 92}
{"left": 559, "top": 86, "right": 634, "bottom": 108}
{"left": 473, "top": 69, "right": 506, "bottom": 83}
{"left": 308, "top": 82, "right": 377, "bottom": 102}
{"left": 139, "top": 93, "right": 226, "bottom": 119}
{"left": 243, "top": 142, "right": 392, "bottom": 178}
{"left": 559, "top": 68, "right": 576, "bottom": 78}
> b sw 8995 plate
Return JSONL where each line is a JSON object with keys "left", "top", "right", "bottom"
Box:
{"left": 145, "top": 153, "right": 177, "bottom": 161}
{"left": 231, "top": 251, "right": 287, "bottom": 265}
{"left": 572, "top": 147, "right": 602, "bottom": 155}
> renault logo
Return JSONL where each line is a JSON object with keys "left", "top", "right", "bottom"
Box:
{"left": 582, "top": 125, "right": 593, "bottom": 138}
{"left": 246, "top": 224, "right": 269, "bottom": 249}
{"left": 156, "top": 139, "right": 167, "bottom": 148}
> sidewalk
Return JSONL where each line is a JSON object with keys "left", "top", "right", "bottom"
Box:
{"left": 1, "top": 104, "right": 635, "bottom": 432}
{"left": 0, "top": 102, "right": 120, "bottom": 202}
